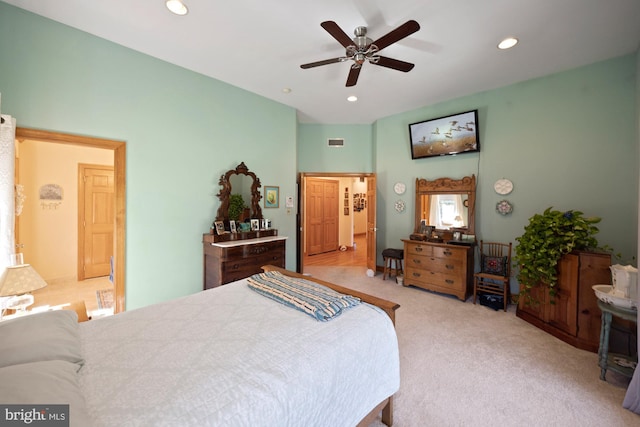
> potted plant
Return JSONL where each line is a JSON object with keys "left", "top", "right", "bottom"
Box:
{"left": 228, "top": 194, "right": 247, "bottom": 222}
{"left": 514, "top": 207, "right": 601, "bottom": 303}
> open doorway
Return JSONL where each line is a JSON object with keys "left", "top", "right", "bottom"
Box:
{"left": 15, "top": 128, "right": 126, "bottom": 313}
{"left": 298, "top": 173, "right": 376, "bottom": 273}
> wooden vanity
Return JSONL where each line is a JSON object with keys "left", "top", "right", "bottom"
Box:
{"left": 402, "top": 239, "right": 474, "bottom": 301}
{"left": 203, "top": 162, "right": 286, "bottom": 289}
{"left": 403, "top": 175, "right": 476, "bottom": 301}
{"left": 203, "top": 233, "right": 286, "bottom": 289}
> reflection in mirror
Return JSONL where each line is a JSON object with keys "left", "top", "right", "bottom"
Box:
{"left": 414, "top": 175, "right": 476, "bottom": 238}
{"left": 229, "top": 174, "right": 252, "bottom": 210}
{"left": 216, "top": 162, "right": 263, "bottom": 222}
{"left": 421, "top": 194, "right": 469, "bottom": 229}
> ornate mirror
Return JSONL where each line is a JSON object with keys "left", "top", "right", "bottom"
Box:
{"left": 414, "top": 175, "right": 476, "bottom": 238}
{"left": 216, "top": 162, "right": 263, "bottom": 222}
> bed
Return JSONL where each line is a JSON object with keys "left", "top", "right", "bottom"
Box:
{"left": 0, "top": 266, "right": 400, "bottom": 427}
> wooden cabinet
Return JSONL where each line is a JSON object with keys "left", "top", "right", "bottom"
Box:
{"left": 203, "top": 235, "right": 286, "bottom": 289}
{"left": 516, "top": 251, "right": 611, "bottom": 353}
{"left": 402, "top": 239, "right": 474, "bottom": 301}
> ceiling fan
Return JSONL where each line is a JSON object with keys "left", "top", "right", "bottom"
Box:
{"left": 300, "top": 20, "right": 420, "bottom": 87}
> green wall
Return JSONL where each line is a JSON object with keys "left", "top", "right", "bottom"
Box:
{"left": 297, "top": 124, "right": 373, "bottom": 172}
{"left": 298, "top": 55, "right": 639, "bottom": 294}
{"left": 373, "top": 55, "right": 639, "bottom": 292}
{"left": 1, "top": 2, "right": 638, "bottom": 302}
{"left": 0, "top": 3, "right": 298, "bottom": 309}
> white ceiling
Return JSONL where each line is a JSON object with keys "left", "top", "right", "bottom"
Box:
{"left": 4, "top": 0, "right": 640, "bottom": 124}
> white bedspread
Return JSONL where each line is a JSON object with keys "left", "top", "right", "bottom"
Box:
{"left": 78, "top": 278, "right": 399, "bottom": 426}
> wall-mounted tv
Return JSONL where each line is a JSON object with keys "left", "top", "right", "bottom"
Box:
{"left": 408, "top": 110, "right": 479, "bottom": 159}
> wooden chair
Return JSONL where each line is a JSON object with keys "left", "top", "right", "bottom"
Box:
{"left": 63, "top": 300, "right": 90, "bottom": 322}
{"left": 473, "top": 241, "right": 512, "bottom": 311}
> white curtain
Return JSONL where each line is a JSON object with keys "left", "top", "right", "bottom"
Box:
{"left": 429, "top": 195, "right": 467, "bottom": 229}
{"left": 0, "top": 109, "right": 16, "bottom": 274}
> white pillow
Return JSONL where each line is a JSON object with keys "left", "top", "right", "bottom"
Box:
{"left": 0, "top": 360, "right": 92, "bottom": 427}
{"left": 0, "top": 310, "right": 84, "bottom": 368}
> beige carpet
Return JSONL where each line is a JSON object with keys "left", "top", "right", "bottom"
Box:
{"left": 303, "top": 266, "right": 639, "bottom": 427}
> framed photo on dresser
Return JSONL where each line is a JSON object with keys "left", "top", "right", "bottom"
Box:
{"left": 214, "top": 221, "right": 225, "bottom": 235}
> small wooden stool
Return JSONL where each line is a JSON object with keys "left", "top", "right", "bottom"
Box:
{"left": 382, "top": 248, "right": 404, "bottom": 280}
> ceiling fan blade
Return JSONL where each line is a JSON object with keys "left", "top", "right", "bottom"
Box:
{"left": 372, "top": 20, "right": 420, "bottom": 51}
{"left": 346, "top": 66, "right": 362, "bottom": 87}
{"left": 321, "top": 21, "right": 354, "bottom": 48}
{"left": 371, "top": 56, "right": 415, "bottom": 72}
{"left": 300, "top": 57, "right": 344, "bottom": 69}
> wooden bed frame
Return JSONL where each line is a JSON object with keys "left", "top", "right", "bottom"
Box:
{"left": 261, "top": 265, "right": 400, "bottom": 426}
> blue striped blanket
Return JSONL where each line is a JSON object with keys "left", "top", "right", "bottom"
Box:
{"left": 247, "top": 271, "right": 361, "bottom": 321}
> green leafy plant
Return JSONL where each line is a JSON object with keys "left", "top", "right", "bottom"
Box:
{"left": 228, "top": 194, "right": 247, "bottom": 221}
{"left": 515, "top": 207, "right": 601, "bottom": 302}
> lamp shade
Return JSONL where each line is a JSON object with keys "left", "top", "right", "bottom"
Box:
{"left": 0, "top": 264, "right": 48, "bottom": 297}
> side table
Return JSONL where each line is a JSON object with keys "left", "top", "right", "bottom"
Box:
{"left": 597, "top": 299, "right": 638, "bottom": 381}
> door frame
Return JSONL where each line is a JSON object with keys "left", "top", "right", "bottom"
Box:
{"left": 16, "top": 127, "right": 126, "bottom": 313}
{"left": 298, "top": 172, "right": 376, "bottom": 273}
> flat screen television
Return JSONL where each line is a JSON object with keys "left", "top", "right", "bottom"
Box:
{"left": 408, "top": 110, "right": 480, "bottom": 159}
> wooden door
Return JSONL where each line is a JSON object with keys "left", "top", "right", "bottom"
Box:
{"left": 305, "top": 178, "right": 339, "bottom": 255}
{"left": 78, "top": 164, "right": 114, "bottom": 280}
{"left": 322, "top": 180, "right": 339, "bottom": 253}
{"left": 366, "top": 176, "right": 377, "bottom": 271}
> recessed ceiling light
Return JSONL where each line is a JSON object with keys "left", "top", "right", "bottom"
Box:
{"left": 166, "top": 0, "right": 188, "bottom": 16}
{"left": 498, "top": 37, "right": 518, "bottom": 50}
{"left": 282, "top": 88, "right": 292, "bottom": 94}
{"left": 347, "top": 95, "right": 358, "bottom": 102}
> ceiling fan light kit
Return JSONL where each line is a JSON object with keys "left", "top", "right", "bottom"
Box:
{"left": 301, "top": 20, "right": 421, "bottom": 87}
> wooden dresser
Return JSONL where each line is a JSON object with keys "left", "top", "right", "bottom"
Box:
{"left": 516, "top": 250, "right": 612, "bottom": 352}
{"left": 203, "top": 234, "right": 286, "bottom": 289}
{"left": 402, "top": 239, "right": 474, "bottom": 301}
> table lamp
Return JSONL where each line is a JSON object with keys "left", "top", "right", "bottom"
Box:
{"left": 0, "top": 262, "right": 48, "bottom": 315}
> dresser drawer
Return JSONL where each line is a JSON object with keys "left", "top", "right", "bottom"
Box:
{"left": 405, "top": 254, "right": 462, "bottom": 274}
{"left": 405, "top": 243, "right": 433, "bottom": 257}
{"left": 432, "top": 246, "right": 465, "bottom": 261}
{"left": 219, "top": 240, "right": 284, "bottom": 260}
{"left": 405, "top": 267, "right": 464, "bottom": 290}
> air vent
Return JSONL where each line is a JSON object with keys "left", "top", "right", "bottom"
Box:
{"left": 327, "top": 138, "right": 344, "bottom": 147}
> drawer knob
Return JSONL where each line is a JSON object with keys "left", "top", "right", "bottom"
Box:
{"left": 443, "top": 250, "right": 452, "bottom": 256}
{"left": 445, "top": 279, "right": 454, "bottom": 284}
{"left": 412, "top": 259, "right": 421, "bottom": 264}
{"left": 446, "top": 264, "right": 454, "bottom": 270}
{"left": 412, "top": 272, "right": 421, "bottom": 277}
{"left": 415, "top": 247, "right": 423, "bottom": 252}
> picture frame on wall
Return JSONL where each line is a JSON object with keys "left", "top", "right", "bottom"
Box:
{"left": 264, "top": 186, "right": 279, "bottom": 208}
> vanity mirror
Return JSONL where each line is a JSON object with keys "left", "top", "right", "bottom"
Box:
{"left": 215, "top": 162, "right": 263, "bottom": 222}
{"left": 413, "top": 175, "right": 476, "bottom": 240}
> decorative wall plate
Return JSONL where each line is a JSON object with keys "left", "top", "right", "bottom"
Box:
{"left": 394, "top": 182, "right": 406, "bottom": 195}
{"left": 494, "top": 178, "right": 513, "bottom": 195}
{"left": 496, "top": 199, "right": 513, "bottom": 215}
{"left": 395, "top": 199, "right": 406, "bottom": 213}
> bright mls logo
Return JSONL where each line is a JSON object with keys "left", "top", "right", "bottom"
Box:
{"left": 1, "top": 405, "right": 69, "bottom": 426}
